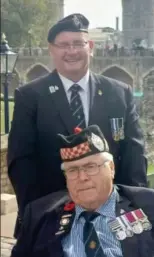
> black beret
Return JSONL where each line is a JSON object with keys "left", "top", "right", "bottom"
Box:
{"left": 48, "top": 13, "right": 89, "bottom": 43}
{"left": 58, "top": 125, "right": 109, "bottom": 162}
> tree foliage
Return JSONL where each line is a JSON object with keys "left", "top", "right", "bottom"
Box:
{"left": 1, "top": 0, "right": 56, "bottom": 47}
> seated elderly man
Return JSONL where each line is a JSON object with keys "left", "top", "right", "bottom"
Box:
{"left": 11, "top": 125, "right": 154, "bottom": 257}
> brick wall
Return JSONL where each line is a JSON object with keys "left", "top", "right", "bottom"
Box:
{"left": 0, "top": 135, "right": 14, "bottom": 194}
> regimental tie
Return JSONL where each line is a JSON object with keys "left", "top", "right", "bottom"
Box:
{"left": 70, "top": 84, "right": 86, "bottom": 129}
{"left": 81, "top": 211, "right": 106, "bottom": 257}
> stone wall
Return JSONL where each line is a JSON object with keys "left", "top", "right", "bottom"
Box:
{"left": 0, "top": 135, "right": 14, "bottom": 194}
{"left": 146, "top": 136, "right": 154, "bottom": 165}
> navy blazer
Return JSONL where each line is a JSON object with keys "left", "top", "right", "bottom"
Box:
{"left": 11, "top": 185, "right": 154, "bottom": 257}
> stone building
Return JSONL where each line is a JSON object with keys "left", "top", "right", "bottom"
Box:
{"left": 122, "top": 0, "right": 154, "bottom": 48}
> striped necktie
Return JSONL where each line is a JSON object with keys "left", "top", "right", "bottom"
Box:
{"left": 81, "top": 211, "right": 106, "bottom": 257}
{"left": 70, "top": 84, "right": 86, "bottom": 129}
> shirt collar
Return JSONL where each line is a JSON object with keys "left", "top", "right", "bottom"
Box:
{"left": 58, "top": 70, "right": 90, "bottom": 93}
{"left": 75, "top": 187, "right": 117, "bottom": 222}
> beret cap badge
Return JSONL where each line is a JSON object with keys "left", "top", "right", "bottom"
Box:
{"left": 58, "top": 125, "right": 109, "bottom": 162}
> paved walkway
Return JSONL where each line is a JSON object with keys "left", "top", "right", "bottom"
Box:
{"left": 1, "top": 212, "right": 17, "bottom": 257}
{"left": 1, "top": 237, "right": 16, "bottom": 257}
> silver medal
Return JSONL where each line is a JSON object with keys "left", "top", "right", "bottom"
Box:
{"left": 116, "top": 229, "right": 127, "bottom": 240}
{"left": 132, "top": 222, "right": 143, "bottom": 234}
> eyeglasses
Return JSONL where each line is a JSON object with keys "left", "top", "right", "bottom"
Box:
{"left": 64, "top": 160, "right": 109, "bottom": 180}
{"left": 52, "top": 41, "right": 88, "bottom": 50}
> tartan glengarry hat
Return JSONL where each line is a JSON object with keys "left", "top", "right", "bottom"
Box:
{"left": 58, "top": 125, "right": 109, "bottom": 162}
{"left": 47, "top": 13, "right": 89, "bottom": 43}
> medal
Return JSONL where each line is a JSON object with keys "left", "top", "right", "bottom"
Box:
{"left": 109, "top": 208, "right": 151, "bottom": 241}
{"left": 133, "top": 209, "right": 152, "bottom": 231}
{"left": 109, "top": 218, "right": 123, "bottom": 232}
{"left": 125, "top": 211, "right": 143, "bottom": 234}
{"left": 110, "top": 118, "right": 124, "bottom": 141}
{"left": 109, "top": 217, "right": 127, "bottom": 241}
{"left": 120, "top": 215, "right": 134, "bottom": 237}
{"left": 116, "top": 229, "right": 127, "bottom": 241}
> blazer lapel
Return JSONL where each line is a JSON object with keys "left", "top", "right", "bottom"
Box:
{"left": 47, "top": 70, "right": 75, "bottom": 134}
{"left": 53, "top": 203, "right": 76, "bottom": 256}
{"left": 33, "top": 197, "right": 75, "bottom": 257}
{"left": 88, "top": 73, "right": 109, "bottom": 134}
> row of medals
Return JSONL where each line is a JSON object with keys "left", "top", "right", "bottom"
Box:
{"left": 109, "top": 208, "right": 152, "bottom": 241}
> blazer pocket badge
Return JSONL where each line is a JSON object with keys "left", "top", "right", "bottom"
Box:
{"left": 110, "top": 118, "right": 124, "bottom": 141}
{"left": 49, "top": 85, "right": 59, "bottom": 94}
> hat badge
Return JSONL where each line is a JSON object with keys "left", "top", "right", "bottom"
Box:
{"left": 91, "top": 133, "right": 105, "bottom": 151}
{"left": 73, "top": 15, "right": 80, "bottom": 26}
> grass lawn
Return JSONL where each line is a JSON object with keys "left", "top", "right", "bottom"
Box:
{"left": 148, "top": 164, "right": 154, "bottom": 174}
{"left": 1, "top": 100, "right": 14, "bottom": 134}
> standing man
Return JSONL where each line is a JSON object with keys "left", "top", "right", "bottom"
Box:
{"left": 8, "top": 13, "right": 147, "bottom": 236}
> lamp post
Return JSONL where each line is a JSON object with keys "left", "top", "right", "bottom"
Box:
{"left": 0, "top": 33, "right": 18, "bottom": 134}
{"left": 28, "top": 30, "right": 32, "bottom": 56}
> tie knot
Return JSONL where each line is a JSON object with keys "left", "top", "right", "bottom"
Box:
{"left": 80, "top": 211, "right": 100, "bottom": 222}
{"left": 70, "top": 84, "right": 81, "bottom": 93}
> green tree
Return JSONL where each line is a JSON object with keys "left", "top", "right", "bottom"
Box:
{"left": 1, "top": 0, "right": 56, "bottom": 47}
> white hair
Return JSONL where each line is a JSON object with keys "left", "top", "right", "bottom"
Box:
{"left": 61, "top": 152, "right": 113, "bottom": 171}
{"left": 100, "top": 152, "right": 113, "bottom": 162}
{"left": 61, "top": 162, "right": 65, "bottom": 171}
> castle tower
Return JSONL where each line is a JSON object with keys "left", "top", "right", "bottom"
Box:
{"left": 122, "top": 0, "right": 154, "bottom": 48}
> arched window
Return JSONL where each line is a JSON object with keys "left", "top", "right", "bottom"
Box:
{"left": 26, "top": 64, "right": 49, "bottom": 82}
{"left": 102, "top": 66, "right": 133, "bottom": 86}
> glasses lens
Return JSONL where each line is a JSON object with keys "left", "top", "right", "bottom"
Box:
{"left": 66, "top": 168, "right": 78, "bottom": 180}
{"left": 86, "top": 163, "right": 98, "bottom": 175}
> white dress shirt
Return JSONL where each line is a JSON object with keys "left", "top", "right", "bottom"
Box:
{"left": 58, "top": 71, "right": 90, "bottom": 126}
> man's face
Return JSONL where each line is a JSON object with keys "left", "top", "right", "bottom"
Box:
{"left": 48, "top": 31, "right": 94, "bottom": 78}
{"left": 63, "top": 153, "right": 115, "bottom": 210}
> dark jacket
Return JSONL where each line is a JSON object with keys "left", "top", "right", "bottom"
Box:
{"left": 11, "top": 185, "right": 154, "bottom": 257}
{"left": 8, "top": 70, "right": 147, "bottom": 234}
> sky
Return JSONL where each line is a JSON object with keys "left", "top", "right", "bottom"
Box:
{"left": 64, "top": 0, "right": 122, "bottom": 30}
